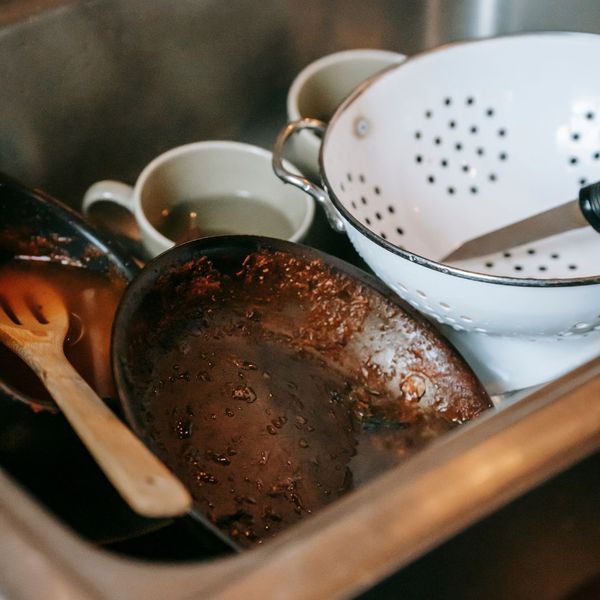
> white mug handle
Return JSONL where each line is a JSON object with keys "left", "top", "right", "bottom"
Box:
{"left": 82, "top": 180, "right": 136, "bottom": 215}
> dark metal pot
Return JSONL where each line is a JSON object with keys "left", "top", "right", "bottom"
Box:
{"left": 112, "top": 235, "right": 492, "bottom": 550}
{"left": 0, "top": 173, "right": 167, "bottom": 545}
{"left": 0, "top": 172, "right": 139, "bottom": 410}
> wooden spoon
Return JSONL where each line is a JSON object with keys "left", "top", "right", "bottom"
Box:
{"left": 0, "top": 280, "right": 192, "bottom": 518}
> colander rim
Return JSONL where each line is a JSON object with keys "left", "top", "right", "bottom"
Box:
{"left": 320, "top": 31, "right": 600, "bottom": 288}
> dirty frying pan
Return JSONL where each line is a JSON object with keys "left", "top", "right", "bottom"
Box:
{"left": 112, "top": 236, "right": 492, "bottom": 549}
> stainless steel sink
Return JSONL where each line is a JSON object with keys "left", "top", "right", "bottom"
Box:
{"left": 4, "top": 0, "right": 600, "bottom": 208}
{"left": 0, "top": 1, "right": 599, "bottom": 599}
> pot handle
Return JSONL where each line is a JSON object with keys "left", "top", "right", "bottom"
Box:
{"left": 273, "top": 119, "right": 345, "bottom": 233}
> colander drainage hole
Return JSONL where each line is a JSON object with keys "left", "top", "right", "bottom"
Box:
{"left": 489, "top": 173, "right": 497, "bottom": 182}
{"left": 387, "top": 205, "right": 395, "bottom": 214}
{"left": 499, "top": 152, "right": 508, "bottom": 161}
{"left": 580, "top": 178, "right": 587, "bottom": 186}
{"left": 396, "top": 227, "right": 404, "bottom": 235}
{"left": 485, "top": 261, "right": 494, "bottom": 268}
{"left": 374, "top": 186, "right": 381, "bottom": 195}
{"left": 514, "top": 265, "right": 523, "bottom": 271}
{"left": 551, "top": 253, "right": 559, "bottom": 259}
{"left": 593, "top": 152, "right": 600, "bottom": 160}
{"left": 586, "top": 111, "right": 595, "bottom": 120}
{"left": 569, "top": 157, "right": 578, "bottom": 165}
{"left": 361, "top": 196, "right": 367, "bottom": 205}
{"left": 447, "top": 187, "right": 455, "bottom": 195}
{"left": 571, "top": 132, "right": 580, "bottom": 141}
{"left": 539, "top": 266, "right": 547, "bottom": 272}
{"left": 498, "top": 128, "right": 507, "bottom": 137}
{"left": 569, "top": 264, "right": 578, "bottom": 270}
{"left": 486, "top": 108, "right": 495, "bottom": 117}
{"left": 444, "top": 97, "right": 452, "bottom": 106}
{"left": 415, "top": 131, "right": 422, "bottom": 139}
{"left": 470, "top": 126, "right": 478, "bottom": 134}
{"left": 427, "top": 175, "right": 435, "bottom": 184}
{"left": 359, "top": 174, "right": 365, "bottom": 183}
{"left": 466, "top": 97, "right": 475, "bottom": 105}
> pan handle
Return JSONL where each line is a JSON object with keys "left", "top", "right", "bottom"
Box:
{"left": 273, "top": 119, "right": 345, "bottom": 233}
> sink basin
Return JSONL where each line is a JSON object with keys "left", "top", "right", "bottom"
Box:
{"left": 0, "top": 1, "right": 599, "bottom": 599}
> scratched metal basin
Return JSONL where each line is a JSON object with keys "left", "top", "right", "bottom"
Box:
{"left": 0, "top": 2, "right": 599, "bottom": 599}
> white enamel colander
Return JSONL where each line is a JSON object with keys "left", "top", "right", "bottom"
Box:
{"left": 273, "top": 33, "right": 600, "bottom": 394}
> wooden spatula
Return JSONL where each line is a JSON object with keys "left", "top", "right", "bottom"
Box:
{"left": 0, "top": 279, "right": 192, "bottom": 518}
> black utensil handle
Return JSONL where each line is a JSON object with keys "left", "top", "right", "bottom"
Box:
{"left": 579, "top": 181, "right": 600, "bottom": 232}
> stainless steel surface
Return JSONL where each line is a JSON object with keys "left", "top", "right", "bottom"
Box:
{"left": 272, "top": 117, "right": 346, "bottom": 231}
{"left": 443, "top": 197, "right": 589, "bottom": 262}
{"left": 2, "top": 0, "right": 600, "bottom": 208}
{"left": 1, "top": 1, "right": 600, "bottom": 598}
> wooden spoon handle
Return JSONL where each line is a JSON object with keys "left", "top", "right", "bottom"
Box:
{"left": 43, "top": 358, "right": 192, "bottom": 518}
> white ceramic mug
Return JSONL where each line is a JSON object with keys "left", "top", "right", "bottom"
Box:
{"left": 82, "top": 141, "right": 315, "bottom": 258}
{"left": 286, "top": 48, "right": 406, "bottom": 178}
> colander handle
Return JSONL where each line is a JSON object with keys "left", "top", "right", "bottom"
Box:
{"left": 272, "top": 119, "right": 345, "bottom": 232}
{"left": 579, "top": 180, "right": 600, "bottom": 232}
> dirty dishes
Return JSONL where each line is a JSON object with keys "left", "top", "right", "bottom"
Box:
{"left": 0, "top": 274, "right": 191, "bottom": 518}
{"left": 111, "top": 235, "right": 491, "bottom": 548}
{"left": 0, "top": 173, "right": 138, "bottom": 412}
{"left": 274, "top": 33, "right": 600, "bottom": 393}
{"left": 286, "top": 49, "right": 405, "bottom": 178}
{"left": 83, "top": 141, "right": 314, "bottom": 258}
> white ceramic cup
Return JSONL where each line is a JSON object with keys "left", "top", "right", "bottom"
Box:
{"left": 286, "top": 48, "right": 406, "bottom": 178}
{"left": 82, "top": 141, "right": 315, "bottom": 258}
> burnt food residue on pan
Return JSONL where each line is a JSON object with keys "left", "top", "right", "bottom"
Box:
{"left": 127, "top": 249, "right": 491, "bottom": 548}
{"left": 0, "top": 259, "right": 125, "bottom": 409}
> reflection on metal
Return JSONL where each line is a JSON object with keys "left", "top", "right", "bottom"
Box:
{"left": 424, "top": 0, "right": 504, "bottom": 48}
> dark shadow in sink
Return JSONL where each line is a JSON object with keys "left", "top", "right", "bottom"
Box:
{"left": 360, "top": 450, "right": 600, "bottom": 600}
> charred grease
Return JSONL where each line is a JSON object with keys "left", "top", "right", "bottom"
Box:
{"left": 136, "top": 250, "right": 491, "bottom": 548}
